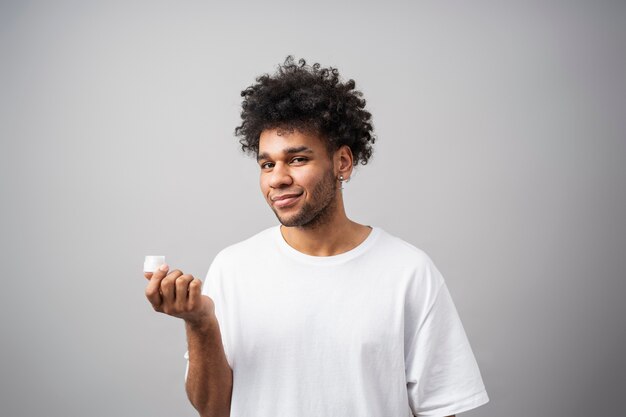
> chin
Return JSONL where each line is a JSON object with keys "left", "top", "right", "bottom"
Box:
{"left": 276, "top": 215, "right": 302, "bottom": 228}
{"left": 273, "top": 210, "right": 306, "bottom": 228}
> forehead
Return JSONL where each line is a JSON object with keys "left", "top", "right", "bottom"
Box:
{"left": 258, "top": 128, "right": 328, "bottom": 157}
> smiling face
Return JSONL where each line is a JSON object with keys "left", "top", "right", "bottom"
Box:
{"left": 257, "top": 128, "right": 340, "bottom": 229}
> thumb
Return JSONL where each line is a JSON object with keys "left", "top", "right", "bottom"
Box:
{"left": 144, "top": 263, "right": 169, "bottom": 281}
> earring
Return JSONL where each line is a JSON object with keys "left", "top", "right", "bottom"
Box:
{"left": 339, "top": 174, "right": 349, "bottom": 190}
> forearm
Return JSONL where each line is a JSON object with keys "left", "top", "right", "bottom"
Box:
{"left": 185, "top": 314, "right": 233, "bottom": 417}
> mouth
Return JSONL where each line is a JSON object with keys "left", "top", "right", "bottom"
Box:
{"left": 271, "top": 192, "right": 303, "bottom": 209}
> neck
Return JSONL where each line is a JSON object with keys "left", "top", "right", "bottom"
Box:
{"left": 279, "top": 197, "right": 372, "bottom": 256}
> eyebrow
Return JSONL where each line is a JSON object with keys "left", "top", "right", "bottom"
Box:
{"left": 257, "top": 146, "right": 314, "bottom": 162}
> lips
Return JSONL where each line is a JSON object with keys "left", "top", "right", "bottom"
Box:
{"left": 271, "top": 192, "right": 303, "bottom": 208}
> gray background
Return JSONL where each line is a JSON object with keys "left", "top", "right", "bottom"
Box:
{"left": 1, "top": 1, "right": 625, "bottom": 416}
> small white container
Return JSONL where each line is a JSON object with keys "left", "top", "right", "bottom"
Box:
{"left": 144, "top": 256, "right": 166, "bottom": 272}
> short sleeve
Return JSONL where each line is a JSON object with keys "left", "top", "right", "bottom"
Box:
{"left": 183, "top": 350, "right": 190, "bottom": 382}
{"left": 405, "top": 263, "right": 489, "bottom": 416}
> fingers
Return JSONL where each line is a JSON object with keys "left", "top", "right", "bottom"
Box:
{"left": 160, "top": 269, "right": 184, "bottom": 307}
{"left": 145, "top": 264, "right": 203, "bottom": 318}
{"left": 145, "top": 263, "right": 170, "bottom": 310}
{"left": 189, "top": 279, "right": 202, "bottom": 302}
{"left": 187, "top": 278, "right": 203, "bottom": 311}
{"left": 172, "top": 274, "right": 193, "bottom": 311}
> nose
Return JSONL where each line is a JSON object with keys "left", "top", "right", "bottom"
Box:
{"left": 268, "top": 162, "right": 293, "bottom": 189}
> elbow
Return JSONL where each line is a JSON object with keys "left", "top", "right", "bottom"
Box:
{"left": 196, "top": 403, "right": 231, "bottom": 417}
{"left": 185, "top": 383, "right": 232, "bottom": 417}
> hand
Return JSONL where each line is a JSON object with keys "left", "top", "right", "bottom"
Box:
{"left": 144, "top": 264, "right": 215, "bottom": 327}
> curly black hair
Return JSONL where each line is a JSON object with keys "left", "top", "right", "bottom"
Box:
{"left": 234, "top": 56, "right": 376, "bottom": 166}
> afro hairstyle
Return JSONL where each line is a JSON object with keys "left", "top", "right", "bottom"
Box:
{"left": 234, "top": 56, "right": 376, "bottom": 166}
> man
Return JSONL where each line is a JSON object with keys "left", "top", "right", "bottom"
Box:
{"left": 144, "top": 56, "right": 489, "bottom": 417}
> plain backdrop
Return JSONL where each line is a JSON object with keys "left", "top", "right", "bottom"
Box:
{"left": 1, "top": 1, "right": 625, "bottom": 416}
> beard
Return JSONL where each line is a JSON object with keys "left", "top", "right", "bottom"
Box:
{"left": 271, "top": 169, "right": 338, "bottom": 229}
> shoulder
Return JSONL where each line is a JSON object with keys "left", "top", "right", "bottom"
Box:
{"left": 372, "top": 228, "right": 446, "bottom": 289}
{"left": 212, "top": 226, "right": 278, "bottom": 266}
{"left": 374, "top": 228, "right": 435, "bottom": 268}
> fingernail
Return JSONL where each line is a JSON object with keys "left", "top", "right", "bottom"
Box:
{"left": 159, "top": 263, "right": 169, "bottom": 271}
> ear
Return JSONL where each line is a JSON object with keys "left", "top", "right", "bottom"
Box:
{"left": 334, "top": 145, "right": 354, "bottom": 180}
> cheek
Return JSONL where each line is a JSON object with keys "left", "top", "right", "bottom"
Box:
{"left": 259, "top": 175, "right": 263, "bottom": 188}
{"left": 259, "top": 175, "right": 268, "bottom": 195}
{"left": 291, "top": 169, "right": 315, "bottom": 186}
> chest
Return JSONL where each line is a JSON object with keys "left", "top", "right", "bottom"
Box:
{"left": 225, "top": 268, "right": 408, "bottom": 369}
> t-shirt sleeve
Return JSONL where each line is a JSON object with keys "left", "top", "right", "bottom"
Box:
{"left": 184, "top": 252, "right": 231, "bottom": 382}
{"left": 405, "top": 257, "right": 489, "bottom": 416}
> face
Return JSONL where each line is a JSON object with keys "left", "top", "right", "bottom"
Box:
{"left": 257, "top": 128, "right": 339, "bottom": 229}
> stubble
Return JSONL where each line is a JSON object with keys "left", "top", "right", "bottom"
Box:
{"left": 272, "top": 169, "right": 338, "bottom": 230}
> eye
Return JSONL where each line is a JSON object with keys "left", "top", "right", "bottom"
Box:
{"left": 260, "top": 162, "right": 274, "bottom": 169}
{"left": 290, "top": 157, "right": 308, "bottom": 164}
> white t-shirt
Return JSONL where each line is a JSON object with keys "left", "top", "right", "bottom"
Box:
{"left": 185, "top": 226, "right": 489, "bottom": 416}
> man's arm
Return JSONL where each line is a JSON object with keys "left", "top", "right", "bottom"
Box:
{"left": 144, "top": 265, "right": 233, "bottom": 417}
{"left": 185, "top": 313, "right": 233, "bottom": 417}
